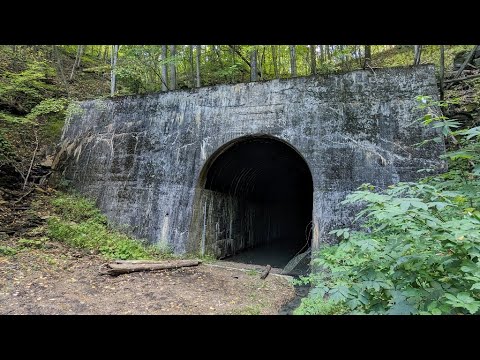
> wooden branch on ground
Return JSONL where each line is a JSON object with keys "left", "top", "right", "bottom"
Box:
{"left": 455, "top": 45, "right": 479, "bottom": 79}
{"left": 260, "top": 265, "right": 272, "bottom": 280}
{"left": 99, "top": 259, "right": 202, "bottom": 276}
{"left": 23, "top": 130, "right": 39, "bottom": 190}
{"left": 13, "top": 187, "right": 35, "bottom": 204}
{"left": 38, "top": 171, "right": 52, "bottom": 186}
{"left": 442, "top": 73, "right": 480, "bottom": 84}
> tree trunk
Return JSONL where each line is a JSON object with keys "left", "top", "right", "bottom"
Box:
{"left": 259, "top": 46, "right": 265, "bottom": 79}
{"left": 53, "top": 45, "right": 69, "bottom": 96}
{"left": 103, "top": 45, "right": 108, "bottom": 63}
{"left": 310, "top": 45, "right": 316, "bottom": 75}
{"left": 169, "top": 45, "right": 176, "bottom": 90}
{"left": 271, "top": 45, "right": 279, "bottom": 78}
{"left": 414, "top": 45, "right": 422, "bottom": 65}
{"left": 364, "top": 45, "right": 371, "bottom": 69}
{"left": 110, "top": 45, "right": 119, "bottom": 96}
{"left": 189, "top": 45, "right": 195, "bottom": 88}
{"left": 69, "top": 45, "right": 81, "bottom": 81}
{"left": 439, "top": 45, "right": 445, "bottom": 100}
{"left": 161, "top": 45, "right": 168, "bottom": 91}
{"left": 195, "top": 45, "right": 201, "bottom": 88}
{"left": 289, "top": 45, "right": 297, "bottom": 77}
{"left": 250, "top": 46, "right": 257, "bottom": 81}
{"left": 99, "top": 259, "right": 201, "bottom": 276}
{"left": 231, "top": 45, "right": 235, "bottom": 83}
{"left": 69, "top": 45, "right": 84, "bottom": 81}
{"left": 77, "top": 45, "right": 84, "bottom": 68}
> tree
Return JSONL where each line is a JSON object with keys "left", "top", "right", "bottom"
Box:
{"left": 110, "top": 45, "right": 119, "bottom": 96}
{"left": 161, "top": 45, "right": 168, "bottom": 91}
{"left": 271, "top": 45, "right": 279, "bottom": 79}
{"left": 290, "top": 45, "right": 297, "bottom": 77}
{"left": 250, "top": 46, "right": 257, "bottom": 81}
{"left": 53, "top": 45, "right": 69, "bottom": 96}
{"left": 364, "top": 45, "right": 371, "bottom": 69}
{"left": 414, "top": 45, "right": 422, "bottom": 65}
{"left": 439, "top": 45, "right": 445, "bottom": 100}
{"left": 69, "top": 45, "right": 84, "bottom": 81}
{"left": 195, "top": 45, "right": 201, "bottom": 88}
{"left": 310, "top": 45, "right": 316, "bottom": 75}
{"left": 189, "top": 45, "right": 195, "bottom": 88}
{"left": 169, "top": 45, "right": 176, "bottom": 90}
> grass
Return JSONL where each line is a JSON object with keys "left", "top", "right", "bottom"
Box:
{"left": 18, "top": 237, "right": 47, "bottom": 249}
{"left": 0, "top": 245, "right": 17, "bottom": 256}
{"left": 47, "top": 192, "right": 175, "bottom": 260}
{"left": 293, "top": 296, "right": 349, "bottom": 315}
{"left": 234, "top": 305, "right": 262, "bottom": 315}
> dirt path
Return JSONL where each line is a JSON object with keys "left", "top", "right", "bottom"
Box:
{"left": 0, "top": 240, "right": 296, "bottom": 315}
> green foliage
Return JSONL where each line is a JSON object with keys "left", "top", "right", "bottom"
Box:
{"left": 25, "top": 97, "right": 69, "bottom": 122}
{"left": 294, "top": 297, "right": 349, "bottom": 315}
{"left": 18, "top": 237, "right": 47, "bottom": 249}
{"left": 0, "top": 245, "right": 17, "bottom": 256}
{"left": 300, "top": 96, "right": 480, "bottom": 315}
{"left": 65, "top": 101, "right": 85, "bottom": 118}
{"left": 47, "top": 193, "right": 174, "bottom": 260}
{"left": 51, "top": 193, "right": 107, "bottom": 223}
{"left": 246, "top": 269, "right": 259, "bottom": 276}
{"left": 0, "top": 131, "right": 14, "bottom": 163}
{"left": 0, "top": 60, "right": 56, "bottom": 117}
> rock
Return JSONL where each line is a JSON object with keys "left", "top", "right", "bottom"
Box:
{"left": 40, "top": 155, "right": 53, "bottom": 168}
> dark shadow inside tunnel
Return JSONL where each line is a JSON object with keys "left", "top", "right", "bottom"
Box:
{"left": 197, "top": 135, "right": 313, "bottom": 269}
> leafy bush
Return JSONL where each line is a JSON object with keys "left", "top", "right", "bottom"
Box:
{"left": 0, "top": 61, "right": 56, "bottom": 116}
{"left": 0, "top": 131, "right": 14, "bottom": 164}
{"left": 48, "top": 193, "right": 173, "bottom": 260}
{"left": 51, "top": 193, "right": 107, "bottom": 223}
{"left": 294, "top": 296, "right": 349, "bottom": 315}
{"left": 0, "top": 246, "right": 17, "bottom": 256}
{"left": 18, "top": 238, "right": 46, "bottom": 249}
{"left": 301, "top": 96, "right": 480, "bottom": 315}
{"left": 25, "top": 97, "right": 69, "bottom": 123}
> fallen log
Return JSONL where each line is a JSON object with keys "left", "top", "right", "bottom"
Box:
{"left": 260, "top": 265, "right": 272, "bottom": 280}
{"left": 442, "top": 73, "right": 480, "bottom": 84}
{"left": 113, "top": 259, "right": 174, "bottom": 264}
{"left": 99, "top": 259, "right": 201, "bottom": 276}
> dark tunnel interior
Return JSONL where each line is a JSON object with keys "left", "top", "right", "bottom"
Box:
{"left": 204, "top": 136, "right": 313, "bottom": 268}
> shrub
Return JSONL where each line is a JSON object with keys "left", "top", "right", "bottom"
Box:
{"left": 48, "top": 193, "right": 173, "bottom": 260}
{"left": 300, "top": 96, "right": 480, "bottom": 315}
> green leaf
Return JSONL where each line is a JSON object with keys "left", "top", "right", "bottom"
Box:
{"left": 329, "top": 286, "right": 350, "bottom": 303}
{"left": 464, "top": 303, "right": 480, "bottom": 314}
{"left": 470, "top": 283, "right": 480, "bottom": 290}
{"left": 400, "top": 201, "right": 410, "bottom": 211}
{"left": 388, "top": 301, "right": 416, "bottom": 315}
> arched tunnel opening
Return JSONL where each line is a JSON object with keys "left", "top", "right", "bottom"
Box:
{"left": 197, "top": 136, "right": 313, "bottom": 270}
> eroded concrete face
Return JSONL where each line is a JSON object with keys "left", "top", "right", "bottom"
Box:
{"left": 54, "top": 65, "right": 445, "bottom": 256}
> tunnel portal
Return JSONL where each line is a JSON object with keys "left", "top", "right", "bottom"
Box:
{"left": 56, "top": 66, "right": 444, "bottom": 268}
{"left": 196, "top": 136, "right": 313, "bottom": 267}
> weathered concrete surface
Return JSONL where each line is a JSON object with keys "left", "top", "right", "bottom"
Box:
{"left": 54, "top": 65, "right": 445, "bottom": 256}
